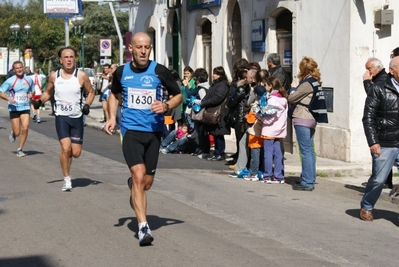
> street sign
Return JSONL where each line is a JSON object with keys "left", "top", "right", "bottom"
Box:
{"left": 100, "top": 59, "right": 112, "bottom": 65}
{"left": 44, "top": 0, "right": 81, "bottom": 18}
{"left": 100, "top": 39, "right": 112, "bottom": 57}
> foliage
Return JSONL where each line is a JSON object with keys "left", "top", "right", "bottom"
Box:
{"left": 0, "top": 0, "right": 129, "bottom": 73}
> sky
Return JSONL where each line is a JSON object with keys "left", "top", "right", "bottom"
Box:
{"left": 4, "top": 0, "right": 27, "bottom": 6}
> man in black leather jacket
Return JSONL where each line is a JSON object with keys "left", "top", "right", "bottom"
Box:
{"left": 360, "top": 56, "right": 399, "bottom": 222}
{"left": 363, "top": 58, "right": 393, "bottom": 189}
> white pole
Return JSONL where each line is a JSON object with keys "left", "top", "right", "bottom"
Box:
{"left": 65, "top": 18, "right": 70, "bottom": 46}
{"left": 109, "top": 2, "right": 124, "bottom": 65}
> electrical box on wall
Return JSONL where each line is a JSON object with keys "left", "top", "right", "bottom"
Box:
{"left": 374, "top": 9, "right": 394, "bottom": 25}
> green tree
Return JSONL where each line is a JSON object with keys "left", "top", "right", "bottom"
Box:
{"left": 81, "top": 2, "right": 129, "bottom": 68}
{"left": 0, "top": 0, "right": 129, "bottom": 72}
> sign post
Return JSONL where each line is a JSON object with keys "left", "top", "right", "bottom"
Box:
{"left": 100, "top": 39, "right": 112, "bottom": 65}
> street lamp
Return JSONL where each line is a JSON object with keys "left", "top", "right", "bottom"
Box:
{"left": 71, "top": 15, "right": 85, "bottom": 69}
{"left": 7, "top": 23, "right": 30, "bottom": 73}
{"left": 9, "top": 23, "right": 31, "bottom": 61}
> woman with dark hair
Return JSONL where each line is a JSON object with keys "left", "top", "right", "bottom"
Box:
{"left": 196, "top": 66, "right": 231, "bottom": 161}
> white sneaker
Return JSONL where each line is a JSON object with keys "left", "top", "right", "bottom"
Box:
{"left": 138, "top": 224, "right": 154, "bottom": 246}
{"left": 9, "top": 131, "right": 15, "bottom": 143}
{"left": 16, "top": 149, "right": 26, "bottom": 157}
{"left": 244, "top": 175, "right": 259, "bottom": 181}
{"left": 266, "top": 178, "right": 285, "bottom": 184}
{"left": 198, "top": 153, "right": 209, "bottom": 159}
{"left": 62, "top": 179, "right": 73, "bottom": 191}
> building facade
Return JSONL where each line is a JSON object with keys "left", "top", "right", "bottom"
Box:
{"left": 125, "top": 0, "right": 398, "bottom": 163}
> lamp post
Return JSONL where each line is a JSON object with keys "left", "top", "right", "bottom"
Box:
{"left": 9, "top": 23, "right": 31, "bottom": 62}
{"left": 7, "top": 23, "right": 30, "bottom": 73}
{"left": 71, "top": 15, "right": 85, "bottom": 69}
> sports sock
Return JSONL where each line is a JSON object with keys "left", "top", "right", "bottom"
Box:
{"left": 138, "top": 222, "right": 148, "bottom": 229}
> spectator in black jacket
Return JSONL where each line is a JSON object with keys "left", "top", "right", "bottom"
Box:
{"left": 363, "top": 58, "right": 387, "bottom": 92}
{"left": 226, "top": 67, "right": 250, "bottom": 165}
{"left": 363, "top": 57, "right": 392, "bottom": 189}
{"left": 360, "top": 56, "right": 399, "bottom": 222}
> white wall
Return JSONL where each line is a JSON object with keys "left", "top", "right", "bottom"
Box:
{"left": 127, "top": 0, "right": 399, "bottom": 163}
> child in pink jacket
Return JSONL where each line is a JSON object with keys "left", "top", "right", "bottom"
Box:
{"left": 256, "top": 77, "right": 288, "bottom": 183}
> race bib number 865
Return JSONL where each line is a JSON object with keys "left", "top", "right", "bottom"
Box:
{"left": 128, "top": 88, "right": 155, "bottom": 109}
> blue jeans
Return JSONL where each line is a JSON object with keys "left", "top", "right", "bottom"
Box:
{"left": 295, "top": 125, "right": 316, "bottom": 187}
{"left": 213, "top": 135, "right": 225, "bottom": 156}
{"left": 263, "top": 139, "right": 284, "bottom": 179}
{"left": 166, "top": 137, "right": 189, "bottom": 152}
{"left": 161, "top": 130, "right": 176, "bottom": 148}
{"left": 361, "top": 147, "right": 399, "bottom": 210}
{"left": 249, "top": 147, "right": 260, "bottom": 176}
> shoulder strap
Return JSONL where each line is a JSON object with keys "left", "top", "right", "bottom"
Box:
{"left": 11, "top": 77, "right": 18, "bottom": 89}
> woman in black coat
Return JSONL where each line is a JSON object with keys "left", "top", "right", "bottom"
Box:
{"left": 199, "top": 66, "right": 231, "bottom": 161}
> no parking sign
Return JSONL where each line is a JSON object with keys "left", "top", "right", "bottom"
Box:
{"left": 100, "top": 39, "right": 112, "bottom": 57}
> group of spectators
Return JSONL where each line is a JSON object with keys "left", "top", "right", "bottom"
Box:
{"left": 160, "top": 53, "right": 327, "bottom": 191}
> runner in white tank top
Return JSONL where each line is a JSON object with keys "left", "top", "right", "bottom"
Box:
{"left": 54, "top": 68, "right": 84, "bottom": 118}
{"left": 36, "top": 47, "right": 95, "bottom": 192}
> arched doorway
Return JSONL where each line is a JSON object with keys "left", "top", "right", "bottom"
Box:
{"left": 172, "top": 11, "right": 181, "bottom": 73}
{"left": 202, "top": 19, "right": 212, "bottom": 82}
{"left": 231, "top": 1, "right": 242, "bottom": 67}
{"left": 275, "top": 9, "right": 293, "bottom": 153}
{"left": 276, "top": 10, "right": 292, "bottom": 81}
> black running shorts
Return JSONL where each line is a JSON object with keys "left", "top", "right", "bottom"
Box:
{"left": 122, "top": 130, "right": 161, "bottom": 175}
{"left": 9, "top": 110, "right": 30, "bottom": 119}
{"left": 55, "top": 115, "right": 84, "bottom": 144}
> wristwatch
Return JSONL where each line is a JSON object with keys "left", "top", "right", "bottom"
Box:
{"left": 164, "top": 102, "right": 170, "bottom": 112}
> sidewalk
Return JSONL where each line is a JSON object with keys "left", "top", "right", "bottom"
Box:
{"left": 84, "top": 95, "right": 399, "bottom": 204}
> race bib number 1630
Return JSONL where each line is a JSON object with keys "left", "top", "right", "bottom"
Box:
{"left": 128, "top": 88, "right": 155, "bottom": 109}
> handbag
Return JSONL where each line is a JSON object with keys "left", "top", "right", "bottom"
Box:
{"left": 202, "top": 104, "right": 223, "bottom": 125}
{"left": 191, "top": 108, "right": 204, "bottom": 122}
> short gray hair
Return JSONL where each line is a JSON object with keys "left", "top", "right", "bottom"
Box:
{"left": 267, "top": 53, "right": 281, "bottom": 66}
{"left": 368, "top": 57, "right": 383, "bottom": 69}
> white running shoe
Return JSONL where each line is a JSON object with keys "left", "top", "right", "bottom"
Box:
{"left": 266, "top": 178, "right": 285, "bottom": 184}
{"left": 138, "top": 224, "right": 154, "bottom": 246}
{"left": 62, "top": 179, "right": 73, "bottom": 191}
{"left": 9, "top": 131, "right": 15, "bottom": 143}
{"left": 244, "top": 175, "right": 259, "bottom": 182}
{"left": 16, "top": 149, "right": 26, "bottom": 157}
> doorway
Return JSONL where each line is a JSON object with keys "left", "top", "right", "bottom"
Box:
{"left": 202, "top": 20, "right": 212, "bottom": 82}
{"left": 276, "top": 9, "right": 293, "bottom": 153}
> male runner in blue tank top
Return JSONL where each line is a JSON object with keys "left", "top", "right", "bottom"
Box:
{"left": 104, "top": 32, "right": 182, "bottom": 246}
{"left": 0, "top": 61, "right": 34, "bottom": 157}
{"left": 36, "top": 47, "right": 95, "bottom": 192}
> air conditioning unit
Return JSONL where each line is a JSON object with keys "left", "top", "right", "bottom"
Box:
{"left": 374, "top": 9, "right": 394, "bottom": 25}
